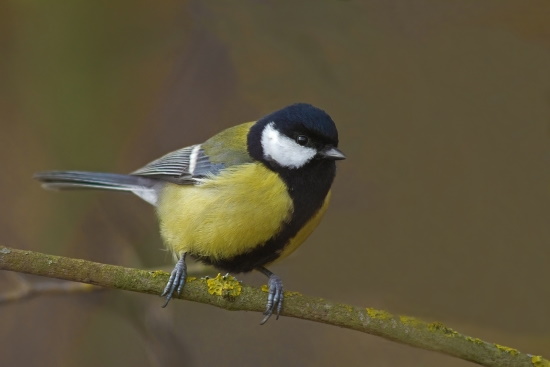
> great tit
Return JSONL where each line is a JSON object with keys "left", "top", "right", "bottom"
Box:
{"left": 35, "top": 103, "right": 345, "bottom": 323}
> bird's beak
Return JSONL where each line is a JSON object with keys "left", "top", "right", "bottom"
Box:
{"left": 319, "top": 146, "right": 346, "bottom": 160}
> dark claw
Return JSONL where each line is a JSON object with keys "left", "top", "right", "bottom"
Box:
{"left": 260, "top": 272, "right": 284, "bottom": 325}
{"left": 161, "top": 253, "right": 187, "bottom": 308}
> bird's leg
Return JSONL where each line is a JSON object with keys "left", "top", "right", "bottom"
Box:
{"left": 256, "top": 266, "right": 283, "bottom": 324}
{"left": 161, "top": 252, "right": 187, "bottom": 307}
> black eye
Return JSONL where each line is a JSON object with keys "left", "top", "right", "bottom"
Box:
{"left": 296, "top": 135, "right": 309, "bottom": 146}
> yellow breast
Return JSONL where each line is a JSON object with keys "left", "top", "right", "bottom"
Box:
{"left": 156, "top": 163, "right": 294, "bottom": 260}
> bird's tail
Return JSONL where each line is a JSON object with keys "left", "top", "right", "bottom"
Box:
{"left": 34, "top": 171, "right": 152, "bottom": 191}
{"left": 34, "top": 171, "right": 160, "bottom": 205}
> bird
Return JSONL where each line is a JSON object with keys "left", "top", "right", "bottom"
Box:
{"left": 34, "top": 103, "right": 345, "bottom": 324}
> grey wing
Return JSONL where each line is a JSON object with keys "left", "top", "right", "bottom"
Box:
{"left": 131, "top": 144, "right": 225, "bottom": 184}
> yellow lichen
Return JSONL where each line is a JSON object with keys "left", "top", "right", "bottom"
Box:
{"left": 149, "top": 270, "right": 166, "bottom": 278}
{"left": 366, "top": 308, "right": 393, "bottom": 320}
{"left": 494, "top": 344, "right": 519, "bottom": 356}
{"left": 399, "top": 315, "right": 423, "bottom": 327}
{"left": 465, "top": 336, "right": 484, "bottom": 345}
{"left": 428, "top": 322, "right": 458, "bottom": 337}
{"left": 206, "top": 273, "right": 242, "bottom": 299}
{"left": 532, "top": 355, "right": 550, "bottom": 367}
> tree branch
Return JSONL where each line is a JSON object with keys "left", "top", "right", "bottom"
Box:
{"left": 0, "top": 272, "right": 100, "bottom": 304}
{"left": 0, "top": 246, "right": 546, "bottom": 367}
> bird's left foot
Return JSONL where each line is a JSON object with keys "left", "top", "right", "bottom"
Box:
{"left": 257, "top": 267, "right": 284, "bottom": 325}
{"left": 161, "top": 253, "right": 187, "bottom": 307}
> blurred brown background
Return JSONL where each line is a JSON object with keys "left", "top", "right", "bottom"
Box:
{"left": 1, "top": 1, "right": 548, "bottom": 366}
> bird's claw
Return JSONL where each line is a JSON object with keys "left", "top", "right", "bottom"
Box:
{"left": 260, "top": 274, "right": 283, "bottom": 325}
{"left": 161, "top": 254, "right": 187, "bottom": 307}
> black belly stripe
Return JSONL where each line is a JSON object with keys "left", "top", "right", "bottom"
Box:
{"left": 193, "top": 159, "right": 336, "bottom": 273}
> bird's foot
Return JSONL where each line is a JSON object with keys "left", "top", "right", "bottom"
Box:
{"left": 161, "top": 253, "right": 187, "bottom": 307}
{"left": 260, "top": 273, "right": 284, "bottom": 325}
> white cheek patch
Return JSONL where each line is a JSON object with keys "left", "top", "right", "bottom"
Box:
{"left": 261, "top": 122, "right": 317, "bottom": 169}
